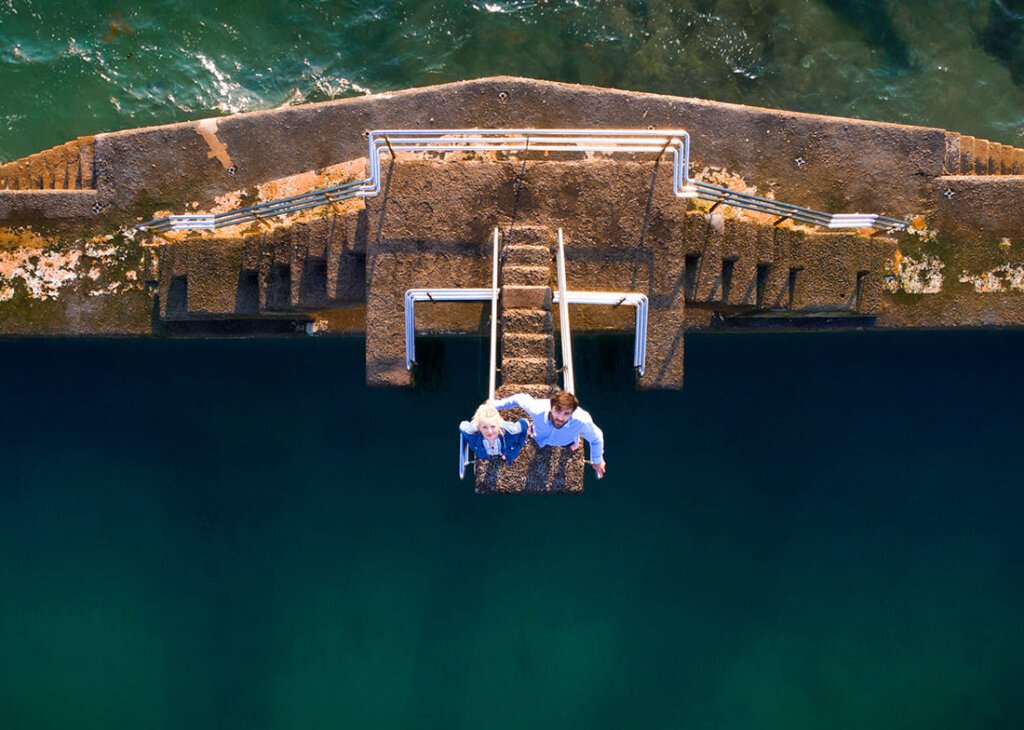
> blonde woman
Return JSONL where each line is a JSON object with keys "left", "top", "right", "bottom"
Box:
{"left": 459, "top": 402, "right": 530, "bottom": 464}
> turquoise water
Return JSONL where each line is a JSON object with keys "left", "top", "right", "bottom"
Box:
{"left": 3, "top": 2, "right": 1024, "bottom": 728}
{"left": 2, "top": 0, "right": 1024, "bottom": 162}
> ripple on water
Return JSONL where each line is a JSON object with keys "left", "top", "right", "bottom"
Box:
{"left": 0, "top": 0, "right": 1023, "bottom": 160}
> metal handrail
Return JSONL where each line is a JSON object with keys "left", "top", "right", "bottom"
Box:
{"left": 459, "top": 432, "right": 472, "bottom": 480}
{"left": 139, "top": 128, "right": 908, "bottom": 233}
{"left": 555, "top": 228, "right": 575, "bottom": 394}
{"left": 552, "top": 291, "right": 648, "bottom": 376}
{"left": 488, "top": 227, "right": 499, "bottom": 400}
{"left": 404, "top": 288, "right": 493, "bottom": 370}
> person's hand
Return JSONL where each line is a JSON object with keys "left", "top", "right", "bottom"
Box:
{"left": 592, "top": 460, "right": 606, "bottom": 479}
{"left": 569, "top": 438, "right": 580, "bottom": 451}
{"left": 527, "top": 421, "right": 535, "bottom": 438}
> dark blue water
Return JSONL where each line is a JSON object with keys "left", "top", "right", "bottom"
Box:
{"left": 2, "top": 332, "right": 1022, "bottom": 728}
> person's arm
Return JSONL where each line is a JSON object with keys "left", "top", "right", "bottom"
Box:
{"left": 492, "top": 393, "right": 544, "bottom": 415}
{"left": 580, "top": 419, "right": 606, "bottom": 478}
{"left": 459, "top": 421, "right": 489, "bottom": 461}
{"left": 501, "top": 418, "right": 523, "bottom": 434}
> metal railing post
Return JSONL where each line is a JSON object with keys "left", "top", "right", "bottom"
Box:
{"left": 489, "top": 227, "right": 500, "bottom": 400}
{"left": 556, "top": 228, "right": 575, "bottom": 394}
{"left": 405, "top": 288, "right": 493, "bottom": 370}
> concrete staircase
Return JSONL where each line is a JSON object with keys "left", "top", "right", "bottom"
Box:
{"left": 155, "top": 216, "right": 363, "bottom": 320}
{"left": 944, "top": 133, "right": 1024, "bottom": 176}
{"left": 677, "top": 214, "right": 895, "bottom": 315}
{"left": 0, "top": 137, "right": 95, "bottom": 190}
{"left": 499, "top": 226, "right": 556, "bottom": 393}
{"left": 475, "top": 226, "right": 584, "bottom": 494}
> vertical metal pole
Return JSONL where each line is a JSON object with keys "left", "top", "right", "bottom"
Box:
{"left": 556, "top": 228, "right": 575, "bottom": 394}
{"left": 459, "top": 433, "right": 466, "bottom": 480}
{"left": 489, "top": 227, "right": 500, "bottom": 400}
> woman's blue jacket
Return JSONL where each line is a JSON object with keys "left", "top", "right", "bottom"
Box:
{"left": 459, "top": 418, "right": 530, "bottom": 463}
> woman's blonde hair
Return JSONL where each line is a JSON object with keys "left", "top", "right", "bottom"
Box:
{"left": 472, "top": 403, "right": 505, "bottom": 433}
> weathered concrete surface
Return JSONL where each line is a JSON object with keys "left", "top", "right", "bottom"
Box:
{"left": 474, "top": 439, "right": 584, "bottom": 495}
{"left": 0, "top": 76, "right": 1023, "bottom": 383}
{"left": 0, "top": 77, "right": 960, "bottom": 220}
{"left": 3, "top": 75, "right": 1016, "bottom": 229}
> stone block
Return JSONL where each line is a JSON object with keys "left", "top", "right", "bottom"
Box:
{"left": 502, "top": 285, "right": 551, "bottom": 310}
{"left": 788, "top": 232, "right": 861, "bottom": 310}
{"left": 504, "top": 225, "right": 554, "bottom": 247}
{"left": 502, "top": 332, "right": 554, "bottom": 360}
{"left": 496, "top": 383, "right": 554, "bottom": 400}
{"left": 502, "top": 308, "right": 551, "bottom": 334}
{"left": 503, "top": 244, "right": 552, "bottom": 266}
{"left": 944, "top": 133, "right": 961, "bottom": 174}
{"left": 503, "top": 264, "right": 550, "bottom": 286}
{"left": 960, "top": 136, "right": 975, "bottom": 175}
{"left": 975, "top": 139, "right": 990, "bottom": 175}
{"left": 500, "top": 356, "right": 554, "bottom": 385}
{"left": 688, "top": 213, "right": 728, "bottom": 303}
{"left": 365, "top": 239, "right": 489, "bottom": 387}
{"left": 156, "top": 237, "right": 250, "bottom": 317}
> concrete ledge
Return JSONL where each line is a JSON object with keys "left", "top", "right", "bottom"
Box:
{"left": 475, "top": 439, "right": 584, "bottom": 494}
{"left": 0, "top": 190, "right": 98, "bottom": 220}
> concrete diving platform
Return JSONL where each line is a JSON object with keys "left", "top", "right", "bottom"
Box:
{"left": 475, "top": 226, "right": 584, "bottom": 494}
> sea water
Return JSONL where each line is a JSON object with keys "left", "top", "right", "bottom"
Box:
{"left": 2, "top": 2, "right": 1024, "bottom": 728}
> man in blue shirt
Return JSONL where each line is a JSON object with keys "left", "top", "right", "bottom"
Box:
{"left": 493, "top": 390, "right": 606, "bottom": 478}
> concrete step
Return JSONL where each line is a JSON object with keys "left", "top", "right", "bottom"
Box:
{"left": 157, "top": 238, "right": 257, "bottom": 319}
{"left": 502, "top": 285, "right": 551, "bottom": 310}
{"left": 503, "top": 225, "right": 554, "bottom": 249}
{"left": 501, "top": 356, "right": 555, "bottom": 385}
{"left": 502, "top": 308, "right": 552, "bottom": 334}
{"left": 502, "top": 264, "right": 550, "bottom": 287}
{"left": 503, "top": 244, "right": 552, "bottom": 266}
{"left": 496, "top": 383, "right": 554, "bottom": 399}
{"left": 502, "top": 332, "right": 554, "bottom": 360}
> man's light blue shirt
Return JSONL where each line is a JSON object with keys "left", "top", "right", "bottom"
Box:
{"left": 493, "top": 393, "right": 605, "bottom": 464}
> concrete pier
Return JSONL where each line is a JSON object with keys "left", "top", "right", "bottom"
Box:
{"left": 2, "top": 76, "right": 1023, "bottom": 375}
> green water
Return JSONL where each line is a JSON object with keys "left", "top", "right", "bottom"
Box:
{"left": 2, "top": 0, "right": 1024, "bottom": 162}
{"left": 3, "top": 2, "right": 1024, "bottom": 728}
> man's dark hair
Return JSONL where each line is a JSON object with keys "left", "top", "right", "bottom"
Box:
{"left": 550, "top": 390, "right": 579, "bottom": 411}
